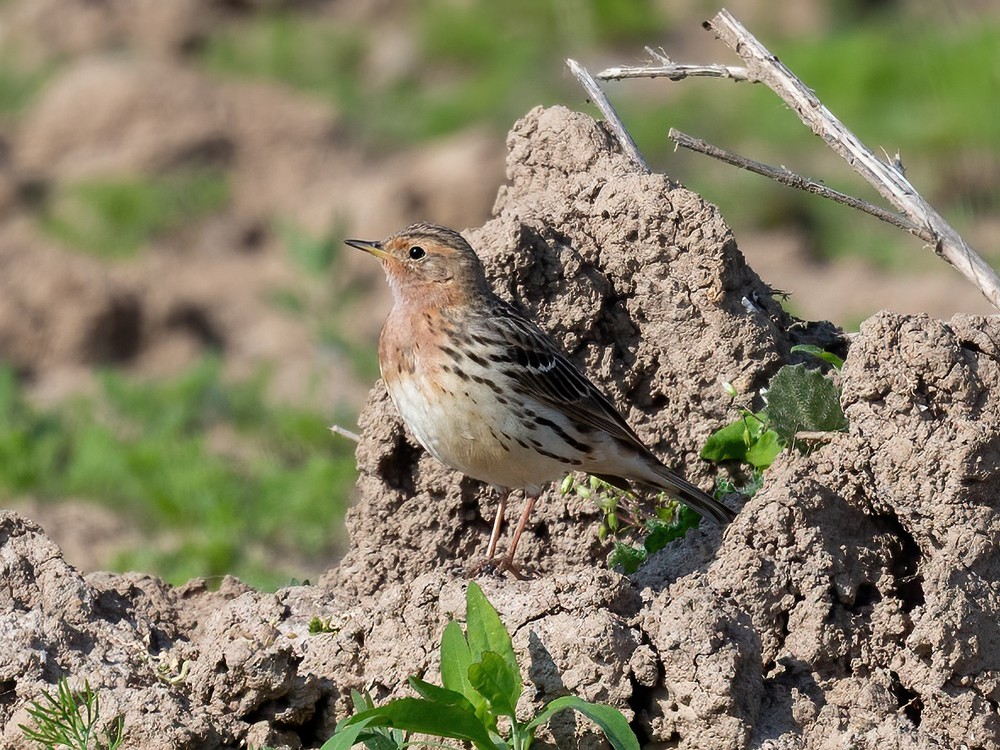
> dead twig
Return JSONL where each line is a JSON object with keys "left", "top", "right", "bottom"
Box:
{"left": 669, "top": 128, "right": 930, "bottom": 240}
{"left": 703, "top": 10, "right": 1000, "bottom": 311}
{"left": 566, "top": 58, "right": 649, "bottom": 172}
{"left": 329, "top": 424, "right": 361, "bottom": 443}
{"left": 794, "top": 430, "right": 837, "bottom": 443}
{"left": 598, "top": 46, "right": 750, "bottom": 82}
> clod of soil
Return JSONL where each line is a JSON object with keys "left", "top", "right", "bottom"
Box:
{"left": 3, "top": 106, "right": 998, "bottom": 749}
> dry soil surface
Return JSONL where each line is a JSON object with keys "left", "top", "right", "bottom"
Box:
{"left": 3, "top": 106, "right": 999, "bottom": 750}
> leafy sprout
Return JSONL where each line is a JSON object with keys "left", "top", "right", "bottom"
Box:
{"left": 19, "top": 678, "right": 124, "bottom": 750}
{"left": 323, "top": 582, "right": 640, "bottom": 750}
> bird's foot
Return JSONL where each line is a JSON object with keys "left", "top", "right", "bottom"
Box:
{"left": 467, "top": 555, "right": 533, "bottom": 580}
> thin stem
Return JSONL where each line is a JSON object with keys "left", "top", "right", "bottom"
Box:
{"left": 669, "top": 128, "right": 930, "bottom": 239}
{"left": 706, "top": 9, "right": 1000, "bottom": 311}
{"left": 565, "top": 58, "right": 649, "bottom": 172}
{"left": 329, "top": 424, "right": 361, "bottom": 443}
{"left": 598, "top": 48, "right": 749, "bottom": 82}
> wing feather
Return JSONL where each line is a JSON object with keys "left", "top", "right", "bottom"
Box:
{"left": 473, "top": 300, "right": 646, "bottom": 449}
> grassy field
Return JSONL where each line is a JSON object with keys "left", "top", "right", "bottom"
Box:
{"left": 2, "top": 361, "right": 357, "bottom": 590}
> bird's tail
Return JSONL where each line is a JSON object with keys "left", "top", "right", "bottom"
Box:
{"left": 643, "top": 464, "right": 736, "bottom": 526}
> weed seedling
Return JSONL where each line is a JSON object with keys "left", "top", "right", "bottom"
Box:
{"left": 322, "top": 582, "right": 639, "bottom": 750}
{"left": 19, "top": 678, "right": 124, "bottom": 750}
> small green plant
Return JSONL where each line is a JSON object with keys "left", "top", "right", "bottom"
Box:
{"left": 322, "top": 581, "right": 640, "bottom": 750}
{"left": 561, "top": 474, "right": 703, "bottom": 574}
{"left": 606, "top": 501, "right": 703, "bottom": 575}
{"left": 701, "top": 344, "right": 847, "bottom": 483}
{"left": 19, "top": 677, "right": 124, "bottom": 750}
{"left": 309, "top": 616, "right": 339, "bottom": 635}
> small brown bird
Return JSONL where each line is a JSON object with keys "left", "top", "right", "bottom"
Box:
{"left": 347, "top": 222, "right": 735, "bottom": 575}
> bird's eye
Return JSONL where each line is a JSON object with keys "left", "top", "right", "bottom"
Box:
{"left": 408, "top": 246, "right": 426, "bottom": 260}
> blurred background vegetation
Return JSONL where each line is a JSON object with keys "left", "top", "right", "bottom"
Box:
{"left": 0, "top": 0, "right": 996, "bottom": 589}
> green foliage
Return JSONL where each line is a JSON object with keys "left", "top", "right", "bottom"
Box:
{"left": 0, "top": 360, "right": 356, "bottom": 589}
{"left": 562, "top": 474, "right": 706, "bottom": 574}
{"left": 39, "top": 170, "right": 229, "bottom": 259}
{"left": 199, "top": 14, "right": 364, "bottom": 111}
{"left": 324, "top": 581, "right": 640, "bottom": 750}
{"left": 701, "top": 348, "right": 848, "bottom": 496}
{"left": 766, "top": 364, "right": 848, "bottom": 445}
{"left": 19, "top": 678, "right": 124, "bottom": 750}
{"left": 608, "top": 502, "right": 702, "bottom": 574}
{"left": 700, "top": 412, "right": 782, "bottom": 470}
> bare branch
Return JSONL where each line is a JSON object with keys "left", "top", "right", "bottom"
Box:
{"left": 794, "top": 430, "right": 837, "bottom": 443}
{"left": 706, "top": 10, "right": 1000, "bottom": 311}
{"left": 566, "top": 58, "right": 649, "bottom": 172}
{"left": 598, "top": 48, "right": 750, "bottom": 82}
{"left": 329, "top": 424, "right": 361, "bottom": 443}
{"left": 669, "top": 128, "right": 931, "bottom": 240}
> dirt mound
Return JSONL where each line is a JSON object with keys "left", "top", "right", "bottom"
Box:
{"left": 2, "top": 106, "right": 998, "bottom": 749}
{"left": 332, "top": 105, "right": 839, "bottom": 594}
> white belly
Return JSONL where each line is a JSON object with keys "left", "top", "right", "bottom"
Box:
{"left": 384, "top": 365, "right": 570, "bottom": 492}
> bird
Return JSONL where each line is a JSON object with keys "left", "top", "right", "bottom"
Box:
{"left": 346, "top": 222, "right": 735, "bottom": 576}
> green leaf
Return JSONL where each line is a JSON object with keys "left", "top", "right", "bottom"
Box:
{"left": 701, "top": 412, "right": 778, "bottom": 466}
{"left": 766, "top": 364, "right": 848, "bottom": 445}
{"left": 743, "top": 428, "right": 782, "bottom": 469}
{"left": 440, "top": 621, "right": 473, "bottom": 694}
{"left": 465, "top": 582, "right": 520, "bottom": 701}
{"left": 525, "top": 695, "right": 640, "bottom": 750}
{"left": 608, "top": 542, "right": 646, "bottom": 574}
{"left": 320, "top": 716, "right": 375, "bottom": 750}
{"left": 350, "top": 689, "right": 374, "bottom": 713}
{"left": 337, "top": 698, "right": 499, "bottom": 750}
{"left": 700, "top": 418, "right": 750, "bottom": 462}
{"left": 468, "top": 651, "right": 520, "bottom": 717}
{"left": 440, "top": 620, "right": 494, "bottom": 729}
{"left": 407, "top": 676, "right": 477, "bottom": 714}
{"left": 790, "top": 344, "right": 845, "bottom": 369}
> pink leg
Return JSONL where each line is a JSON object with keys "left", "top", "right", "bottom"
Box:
{"left": 501, "top": 494, "right": 538, "bottom": 572}
{"left": 485, "top": 491, "right": 509, "bottom": 560}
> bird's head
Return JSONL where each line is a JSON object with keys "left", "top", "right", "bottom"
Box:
{"left": 346, "top": 222, "right": 489, "bottom": 305}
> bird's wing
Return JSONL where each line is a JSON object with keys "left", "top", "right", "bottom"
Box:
{"left": 472, "top": 299, "right": 647, "bottom": 449}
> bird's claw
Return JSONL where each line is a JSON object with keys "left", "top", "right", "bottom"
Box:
{"left": 467, "top": 555, "right": 533, "bottom": 580}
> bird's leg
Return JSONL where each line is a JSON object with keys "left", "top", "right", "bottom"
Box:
{"left": 468, "top": 489, "right": 510, "bottom": 577}
{"left": 497, "top": 492, "right": 538, "bottom": 577}
{"left": 485, "top": 490, "right": 509, "bottom": 560}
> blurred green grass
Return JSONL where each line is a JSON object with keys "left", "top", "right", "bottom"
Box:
{"left": 39, "top": 170, "right": 230, "bottom": 260}
{"left": 195, "top": 3, "right": 1000, "bottom": 270}
{"left": 0, "top": 361, "right": 356, "bottom": 590}
{"left": 198, "top": 0, "right": 666, "bottom": 146}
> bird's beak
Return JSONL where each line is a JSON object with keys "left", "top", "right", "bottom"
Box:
{"left": 345, "top": 237, "right": 391, "bottom": 260}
